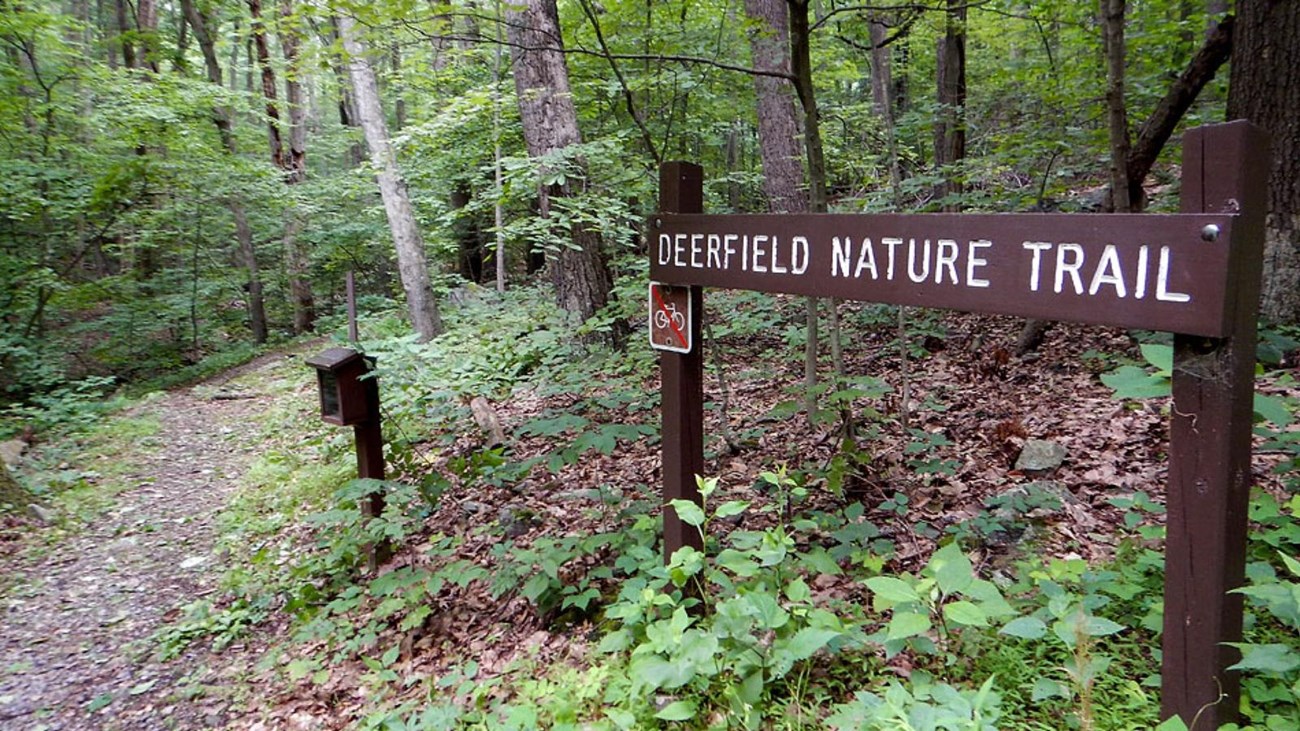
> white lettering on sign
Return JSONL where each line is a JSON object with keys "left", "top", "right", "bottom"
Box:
{"left": 661, "top": 230, "right": 1194, "bottom": 304}
{"left": 831, "top": 237, "right": 993, "bottom": 289}
{"left": 1022, "top": 242, "right": 1190, "bottom": 302}
{"left": 658, "top": 233, "right": 809, "bottom": 275}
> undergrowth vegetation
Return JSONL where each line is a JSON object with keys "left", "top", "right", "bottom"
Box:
{"left": 148, "top": 282, "right": 1300, "bottom": 730}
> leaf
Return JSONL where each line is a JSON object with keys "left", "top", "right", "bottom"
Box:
{"left": 129, "top": 680, "right": 157, "bottom": 695}
{"left": 999, "top": 616, "right": 1048, "bottom": 639}
{"left": 1228, "top": 643, "right": 1300, "bottom": 674}
{"left": 798, "top": 547, "right": 843, "bottom": 576}
{"left": 886, "top": 611, "right": 932, "bottom": 641}
{"left": 1281, "top": 551, "right": 1300, "bottom": 579}
{"left": 381, "top": 644, "right": 401, "bottom": 667}
{"left": 1254, "top": 393, "right": 1293, "bottom": 427}
{"left": 782, "top": 627, "right": 841, "bottom": 661}
{"left": 1155, "top": 717, "right": 1190, "bottom": 731}
{"left": 668, "top": 499, "right": 705, "bottom": 527}
{"left": 630, "top": 655, "right": 693, "bottom": 690}
{"left": 930, "top": 543, "right": 974, "bottom": 595}
{"left": 654, "top": 700, "right": 697, "bottom": 721}
{"left": 87, "top": 693, "right": 113, "bottom": 712}
{"left": 942, "top": 600, "right": 988, "bottom": 627}
{"left": 1083, "top": 616, "right": 1125, "bottom": 637}
{"left": 785, "top": 577, "right": 812, "bottom": 603}
{"left": 1031, "top": 677, "right": 1069, "bottom": 701}
{"left": 737, "top": 671, "right": 764, "bottom": 705}
{"left": 714, "top": 500, "right": 750, "bottom": 519}
{"left": 1101, "top": 365, "right": 1171, "bottom": 399}
{"left": 287, "top": 658, "right": 317, "bottom": 680}
{"left": 865, "top": 576, "right": 921, "bottom": 604}
{"left": 1140, "top": 343, "right": 1174, "bottom": 376}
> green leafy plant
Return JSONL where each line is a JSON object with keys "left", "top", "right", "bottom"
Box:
{"left": 598, "top": 475, "right": 865, "bottom": 727}
{"left": 825, "top": 673, "right": 1002, "bottom": 731}
{"left": 1100, "top": 343, "right": 1292, "bottom": 428}
{"left": 154, "top": 598, "right": 266, "bottom": 660}
{"left": 1230, "top": 551, "right": 1300, "bottom": 728}
{"left": 864, "top": 542, "right": 1018, "bottom": 661}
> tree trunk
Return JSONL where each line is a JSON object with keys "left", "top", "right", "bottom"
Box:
{"left": 180, "top": 0, "right": 269, "bottom": 344}
{"left": 116, "top": 0, "right": 136, "bottom": 69}
{"left": 280, "top": 0, "right": 314, "bottom": 334}
{"left": 1102, "top": 0, "right": 1133, "bottom": 213}
{"left": 493, "top": 0, "right": 506, "bottom": 292}
{"left": 1228, "top": 1, "right": 1300, "bottom": 324}
{"left": 748, "top": 0, "right": 820, "bottom": 423}
{"left": 391, "top": 44, "right": 406, "bottom": 130}
{"left": 868, "top": 16, "right": 891, "bottom": 119}
{"left": 788, "top": 0, "right": 836, "bottom": 423}
{"left": 506, "top": 0, "right": 616, "bottom": 334}
{"left": 247, "top": 0, "right": 284, "bottom": 169}
{"left": 338, "top": 13, "right": 443, "bottom": 341}
{"left": 933, "top": 0, "right": 966, "bottom": 211}
{"left": 136, "top": 0, "right": 160, "bottom": 72}
{"left": 745, "top": 0, "right": 807, "bottom": 214}
{"left": 451, "top": 183, "right": 483, "bottom": 282}
{"left": 234, "top": 204, "right": 269, "bottom": 343}
{"left": 787, "top": 0, "right": 828, "bottom": 214}
{"left": 324, "top": 17, "right": 367, "bottom": 168}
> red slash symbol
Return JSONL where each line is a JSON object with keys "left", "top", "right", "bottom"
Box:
{"left": 650, "top": 284, "right": 689, "bottom": 350}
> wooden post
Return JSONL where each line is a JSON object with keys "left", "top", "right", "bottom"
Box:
{"left": 659, "top": 162, "right": 705, "bottom": 560}
{"left": 347, "top": 270, "right": 359, "bottom": 344}
{"left": 355, "top": 367, "right": 389, "bottom": 570}
{"left": 1162, "top": 120, "right": 1269, "bottom": 727}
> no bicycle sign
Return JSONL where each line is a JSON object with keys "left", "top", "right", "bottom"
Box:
{"left": 648, "top": 282, "right": 693, "bottom": 354}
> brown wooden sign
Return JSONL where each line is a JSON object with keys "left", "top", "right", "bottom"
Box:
{"left": 653, "top": 121, "right": 1270, "bottom": 729}
{"left": 651, "top": 212, "right": 1237, "bottom": 337}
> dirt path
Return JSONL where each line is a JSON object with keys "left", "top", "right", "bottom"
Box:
{"left": 0, "top": 353, "right": 304, "bottom": 730}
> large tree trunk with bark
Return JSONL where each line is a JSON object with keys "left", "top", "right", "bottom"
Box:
{"left": 744, "top": 0, "right": 806, "bottom": 214}
{"left": 338, "top": 13, "right": 443, "bottom": 341}
{"left": 933, "top": 0, "right": 966, "bottom": 211}
{"left": 1228, "top": 1, "right": 1300, "bottom": 325}
{"left": 506, "top": 0, "right": 615, "bottom": 333}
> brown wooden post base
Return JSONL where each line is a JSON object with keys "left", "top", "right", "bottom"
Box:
{"left": 659, "top": 162, "right": 705, "bottom": 561}
{"left": 1161, "top": 120, "right": 1269, "bottom": 728}
{"left": 355, "top": 372, "right": 390, "bottom": 571}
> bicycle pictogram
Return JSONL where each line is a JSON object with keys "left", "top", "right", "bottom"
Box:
{"left": 652, "top": 301, "right": 686, "bottom": 331}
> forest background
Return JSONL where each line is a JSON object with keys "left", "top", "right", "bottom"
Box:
{"left": 2, "top": 0, "right": 1298, "bottom": 394}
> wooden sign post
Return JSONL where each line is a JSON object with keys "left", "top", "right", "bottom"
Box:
{"left": 1162, "top": 122, "right": 1269, "bottom": 727}
{"left": 652, "top": 121, "right": 1267, "bottom": 726}
{"left": 305, "top": 347, "right": 390, "bottom": 570}
{"left": 658, "top": 162, "right": 705, "bottom": 559}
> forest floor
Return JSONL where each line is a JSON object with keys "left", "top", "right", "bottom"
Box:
{"left": 0, "top": 348, "right": 317, "bottom": 730}
{"left": 0, "top": 305, "right": 1295, "bottom": 730}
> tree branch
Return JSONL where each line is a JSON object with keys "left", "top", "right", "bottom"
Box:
{"left": 1125, "top": 14, "right": 1234, "bottom": 210}
{"left": 575, "top": 0, "right": 661, "bottom": 166}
